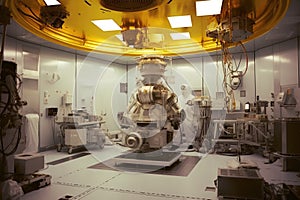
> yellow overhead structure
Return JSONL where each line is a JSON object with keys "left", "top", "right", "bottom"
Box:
{"left": 7, "top": 0, "right": 290, "bottom": 56}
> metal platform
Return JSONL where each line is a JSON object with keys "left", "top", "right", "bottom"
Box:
{"left": 111, "top": 151, "right": 181, "bottom": 167}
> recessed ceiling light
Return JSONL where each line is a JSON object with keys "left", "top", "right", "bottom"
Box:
{"left": 170, "top": 32, "right": 191, "bottom": 40}
{"left": 44, "top": 0, "right": 61, "bottom": 6}
{"left": 167, "top": 15, "right": 192, "bottom": 28}
{"left": 92, "top": 19, "right": 121, "bottom": 32}
{"left": 196, "top": 0, "right": 223, "bottom": 16}
{"left": 148, "top": 34, "right": 164, "bottom": 43}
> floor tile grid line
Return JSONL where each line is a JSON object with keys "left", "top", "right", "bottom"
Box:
{"left": 73, "top": 185, "right": 210, "bottom": 200}
{"left": 69, "top": 172, "right": 210, "bottom": 200}
{"left": 51, "top": 155, "right": 99, "bottom": 181}
{"left": 71, "top": 173, "right": 123, "bottom": 200}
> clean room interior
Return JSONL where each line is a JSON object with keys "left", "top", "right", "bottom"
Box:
{"left": 1, "top": 0, "right": 300, "bottom": 199}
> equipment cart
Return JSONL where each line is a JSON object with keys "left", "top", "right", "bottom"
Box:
{"left": 57, "top": 120, "right": 106, "bottom": 154}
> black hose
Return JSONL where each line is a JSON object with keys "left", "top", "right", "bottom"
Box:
{"left": 0, "top": 127, "right": 22, "bottom": 156}
{"left": 0, "top": 81, "right": 11, "bottom": 116}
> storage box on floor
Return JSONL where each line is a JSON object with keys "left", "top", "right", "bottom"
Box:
{"left": 274, "top": 118, "right": 300, "bottom": 171}
{"left": 217, "top": 168, "right": 264, "bottom": 199}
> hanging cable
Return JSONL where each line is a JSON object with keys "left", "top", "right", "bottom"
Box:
{"left": 0, "top": 128, "right": 22, "bottom": 156}
{"left": 220, "top": 38, "right": 250, "bottom": 112}
{"left": 0, "top": 81, "right": 11, "bottom": 116}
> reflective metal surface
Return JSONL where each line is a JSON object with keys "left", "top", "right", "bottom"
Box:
{"left": 7, "top": 0, "right": 290, "bottom": 56}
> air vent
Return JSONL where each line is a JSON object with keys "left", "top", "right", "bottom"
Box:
{"left": 100, "top": 0, "right": 164, "bottom": 12}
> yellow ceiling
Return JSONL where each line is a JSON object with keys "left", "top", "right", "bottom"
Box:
{"left": 7, "top": 0, "right": 290, "bottom": 56}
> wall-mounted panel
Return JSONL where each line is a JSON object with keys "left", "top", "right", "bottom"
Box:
{"left": 2, "top": 36, "right": 17, "bottom": 63}
{"left": 22, "top": 79, "right": 39, "bottom": 114}
{"left": 20, "top": 44, "right": 40, "bottom": 115}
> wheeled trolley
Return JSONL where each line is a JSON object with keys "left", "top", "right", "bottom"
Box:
{"left": 57, "top": 121, "right": 106, "bottom": 154}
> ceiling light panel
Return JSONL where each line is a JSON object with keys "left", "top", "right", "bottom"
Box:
{"left": 196, "top": 0, "right": 223, "bottom": 16}
{"left": 167, "top": 15, "right": 192, "bottom": 28}
{"left": 8, "top": 0, "right": 291, "bottom": 56}
{"left": 170, "top": 32, "right": 191, "bottom": 40}
{"left": 44, "top": 0, "right": 61, "bottom": 6}
{"left": 92, "top": 19, "right": 121, "bottom": 31}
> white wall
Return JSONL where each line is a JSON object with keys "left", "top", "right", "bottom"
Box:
{"left": 142, "top": 53, "right": 256, "bottom": 122}
{"left": 20, "top": 44, "right": 40, "bottom": 114}
{"left": 276, "top": 38, "right": 298, "bottom": 86}
{"left": 1, "top": 36, "right": 131, "bottom": 148}
{"left": 185, "top": 52, "right": 255, "bottom": 112}
{"left": 39, "top": 47, "right": 76, "bottom": 148}
{"left": 255, "top": 45, "right": 276, "bottom": 117}
{"left": 94, "top": 62, "right": 127, "bottom": 131}
{"left": 127, "top": 58, "right": 203, "bottom": 98}
{"left": 2, "top": 34, "right": 300, "bottom": 150}
{"left": 274, "top": 38, "right": 299, "bottom": 118}
{"left": 254, "top": 38, "right": 300, "bottom": 118}
{"left": 76, "top": 55, "right": 110, "bottom": 114}
{"left": 171, "top": 58, "right": 203, "bottom": 95}
{"left": 256, "top": 46, "right": 274, "bottom": 100}
{"left": 126, "top": 57, "right": 204, "bottom": 113}
{"left": 1, "top": 37, "right": 24, "bottom": 172}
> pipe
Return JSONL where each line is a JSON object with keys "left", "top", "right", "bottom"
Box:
{"left": 0, "top": 24, "right": 7, "bottom": 72}
{"left": 0, "top": 0, "right": 9, "bottom": 72}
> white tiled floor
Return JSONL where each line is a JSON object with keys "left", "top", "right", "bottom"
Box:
{"left": 20, "top": 145, "right": 300, "bottom": 200}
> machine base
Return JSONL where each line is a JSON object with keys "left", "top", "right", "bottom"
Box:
{"left": 14, "top": 174, "right": 52, "bottom": 194}
{"left": 112, "top": 151, "right": 181, "bottom": 167}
